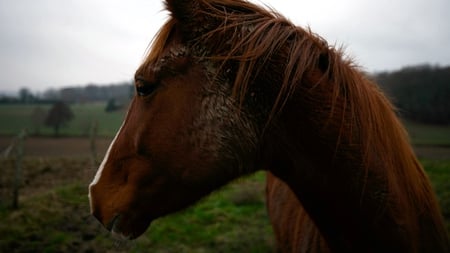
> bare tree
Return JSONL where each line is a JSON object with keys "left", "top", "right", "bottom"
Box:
{"left": 45, "top": 101, "right": 74, "bottom": 137}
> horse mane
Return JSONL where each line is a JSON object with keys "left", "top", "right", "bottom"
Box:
{"left": 144, "top": 0, "right": 448, "bottom": 249}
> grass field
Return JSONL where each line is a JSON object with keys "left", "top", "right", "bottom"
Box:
{"left": 0, "top": 103, "right": 124, "bottom": 137}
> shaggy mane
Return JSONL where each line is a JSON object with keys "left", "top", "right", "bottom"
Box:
{"left": 141, "top": 0, "right": 448, "bottom": 250}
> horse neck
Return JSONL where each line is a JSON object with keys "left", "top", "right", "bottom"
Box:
{"left": 266, "top": 69, "right": 449, "bottom": 252}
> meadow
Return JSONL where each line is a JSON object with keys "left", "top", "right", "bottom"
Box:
{"left": 0, "top": 103, "right": 449, "bottom": 252}
{"left": 0, "top": 103, "right": 124, "bottom": 137}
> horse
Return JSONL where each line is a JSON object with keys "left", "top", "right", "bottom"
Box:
{"left": 88, "top": 0, "right": 450, "bottom": 252}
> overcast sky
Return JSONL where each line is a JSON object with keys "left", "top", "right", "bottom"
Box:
{"left": 0, "top": 0, "right": 449, "bottom": 93}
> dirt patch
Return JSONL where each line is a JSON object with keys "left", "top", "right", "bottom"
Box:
{"left": 0, "top": 136, "right": 112, "bottom": 158}
{"left": 1, "top": 158, "right": 94, "bottom": 198}
{"left": 0, "top": 136, "right": 113, "bottom": 204}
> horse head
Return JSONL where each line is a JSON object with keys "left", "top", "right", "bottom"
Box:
{"left": 88, "top": 0, "right": 271, "bottom": 239}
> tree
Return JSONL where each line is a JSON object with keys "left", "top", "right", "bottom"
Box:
{"left": 376, "top": 64, "right": 450, "bottom": 124}
{"left": 45, "top": 101, "right": 74, "bottom": 136}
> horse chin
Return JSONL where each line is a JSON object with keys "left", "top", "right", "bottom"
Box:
{"left": 107, "top": 213, "right": 152, "bottom": 240}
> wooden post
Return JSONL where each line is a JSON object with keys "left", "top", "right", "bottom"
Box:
{"left": 12, "top": 129, "right": 26, "bottom": 209}
{"left": 90, "top": 121, "right": 98, "bottom": 167}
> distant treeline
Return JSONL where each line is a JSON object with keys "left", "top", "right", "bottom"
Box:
{"left": 375, "top": 64, "right": 450, "bottom": 125}
{"left": 0, "top": 81, "right": 133, "bottom": 105}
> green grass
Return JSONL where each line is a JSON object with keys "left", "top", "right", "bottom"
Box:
{"left": 422, "top": 160, "right": 450, "bottom": 232}
{"left": 0, "top": 183, "right": 91, "bottom": 252}
{"left": 139, "top": 174, "right": 273, "bottom": 253}
{"left": 0, "top": 170, "right": 275, "bottom": 253}
{"left": 0, "top": 103, "right": 125, "bottom": 137}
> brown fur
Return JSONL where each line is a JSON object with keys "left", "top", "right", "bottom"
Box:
{"left": 89, "top": 0, "right": 449, "bottom": 251}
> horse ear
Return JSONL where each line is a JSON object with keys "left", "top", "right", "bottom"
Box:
{"left": 165, "top": 0, "right": 199, "bottom": 23}
{"left": 165, "top": 0, "right": 218, "bottom": 40}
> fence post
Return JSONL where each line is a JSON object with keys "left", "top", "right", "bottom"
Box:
{"left": 12, "top": 129, "right": 26, "bottom": 209}
{"left": 1, "top": 145, "right": 14, "bottom": 208}
{"left": 90, "top": 120, "right": 98, "bottom": 167}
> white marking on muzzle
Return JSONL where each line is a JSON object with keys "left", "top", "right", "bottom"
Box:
{"left": 88, "top": 122, "right": 125, "bottom": 210}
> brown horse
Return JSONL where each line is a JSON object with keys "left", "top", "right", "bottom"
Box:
{"left": 88, "top": 0, "right": 450, "bottom": 252}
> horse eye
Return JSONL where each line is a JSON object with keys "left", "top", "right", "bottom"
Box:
{"left": 135, "top": 79, "right": 157, "bottom": 97}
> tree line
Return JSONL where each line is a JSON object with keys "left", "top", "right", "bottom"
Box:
{"left": 375, "top": 64, "right": 450, "bottom": 125}
{"left": 0, "top": 82, "right": 133, "bottom": 105}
